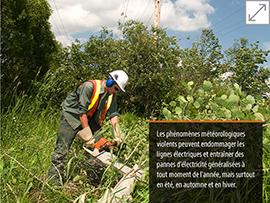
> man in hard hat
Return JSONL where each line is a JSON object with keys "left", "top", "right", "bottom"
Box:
{"left": 48, "top": 70, "right": 128, "bottom": 186}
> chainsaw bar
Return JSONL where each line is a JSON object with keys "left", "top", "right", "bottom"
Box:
{"left": 83, "top": 146, "right": 144, "bottom": 180}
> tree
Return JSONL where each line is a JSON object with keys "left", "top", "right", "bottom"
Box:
{"left": 179, "top": 29, "right": 224, "bottom": 85}
{"left": 116, "top": 21, "right": 182, "bottom": 116}
{"left": 1, "top": 0, "right": 58, "bottom": 94}
{"left": 224, "top": 38, "right": 270, "bottom": 97}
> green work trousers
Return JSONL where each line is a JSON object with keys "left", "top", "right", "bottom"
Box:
{"left": 47, "top": 111, "right": 101, "bottom": 185}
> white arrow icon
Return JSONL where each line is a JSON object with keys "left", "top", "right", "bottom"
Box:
{"left": 246, "top": 0, "right": 270, "bottom": 25}
{"left": 249, "top": 4, "right": 267, "bottom": 21}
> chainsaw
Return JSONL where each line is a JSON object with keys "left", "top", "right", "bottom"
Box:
{"left": 83, "top": 138, "right": 144, "bottom": 180}
{"left": 94, "top": 137, "right": 126, "bottom": 155}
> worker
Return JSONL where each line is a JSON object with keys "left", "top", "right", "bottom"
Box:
{"left": 48, "top": 70, "right": 128, "bottom": 186}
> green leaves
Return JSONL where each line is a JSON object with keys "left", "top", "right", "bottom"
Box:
{"left": 228, "top": 94, "right": 239, "bottom": 103}
{"left": 194, "top": 101, "right": 201, "bottom": 109}
{"left": 175, "top": 107, "right": 182, "bottom": 115}
{"left": 163, "top": 107, "right": 171, "bottom": 120}
{"left": 169, "top": 101, "right": 177, "bottom": 107}
{"left": 1, "top": 0, "right": 57, "bottom": 94}
{"left": 245, "top": 95, "right": 256, "bottom": 105}
{"left": 187, "top": 95, "right": 194, "bottom": 103}
{"left": 178, "top": 96, "right": 187, "bottom": 103}
{"left": 221, "top": 95, "right": 227, "bottom": 100}
{"left": 162, "top": 80, "right": 270, "bottom": 122}
{"left": 203, "top": 80, "right": 213, "bottom": 90}
{"left": 224, "top": 38, "right": 270, "bottom": 96}
{"left": 179, "top": 29, "right": 223, "bottom": 86}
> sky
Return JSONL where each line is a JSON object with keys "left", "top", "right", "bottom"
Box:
{"left": 47, "top": 0, "right": 270, "bottom": 68}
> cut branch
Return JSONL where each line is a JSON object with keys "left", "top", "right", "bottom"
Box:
{"left": 124, "top": 141, "right": 140, "bottom": 162}
{"left": 4, "top": 153, "right": 43, "bottom": 182}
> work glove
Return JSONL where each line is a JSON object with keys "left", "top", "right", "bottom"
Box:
{"left": 85, "top": 139, "right": 95, "bottom": 148}
{"left": 76, "top": 126, "right": 95, "bottom": 148}
{"left": 113, "top": 137, "right": 122, "bottom": 147}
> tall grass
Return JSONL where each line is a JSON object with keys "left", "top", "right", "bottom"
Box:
{"left": 2, "top": 70, "right": 268, "bottom": 202}
{"left": 1, "top": 82, "right": 149, "bottom": 202}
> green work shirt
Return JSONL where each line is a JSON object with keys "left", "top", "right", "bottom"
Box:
{"left": 61, "top": 80, "right": 119, "bottom": 130}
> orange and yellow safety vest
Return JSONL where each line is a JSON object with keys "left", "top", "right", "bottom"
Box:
{"left": 78, "top": 80, "right": 113, "bottom": 126}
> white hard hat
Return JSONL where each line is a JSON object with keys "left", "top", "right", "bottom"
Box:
{"left": 109, "top": 70, "right": 128, "bottom": 92}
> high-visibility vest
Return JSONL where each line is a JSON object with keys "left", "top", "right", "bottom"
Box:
{"left": 78, "top": 80, "right": 113, "bottom": 126}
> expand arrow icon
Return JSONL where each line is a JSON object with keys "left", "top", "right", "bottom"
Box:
{"left": 249, "top": 4, "right": 267, "bottom": 21}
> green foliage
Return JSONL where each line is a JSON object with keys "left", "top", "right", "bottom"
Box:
{"left": 162, "top": 80, "right": 270, "bottom": 202}
{"left": 224, "top": 38, "right": 270, "bottom": 96}
{"left": 118, "top": 21, "right": 182, "bottom": 116}
{"left": 163, "top": 80, "right": 269, "bottom": 121}
{"left": 1, "top": 0, "right": 58, "bottom": 95}
{"left": 33, "top": 41, "right": 101, "bottom": 108}
{"left": 179, "top": 30, "right": 224, "bottom": 85}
